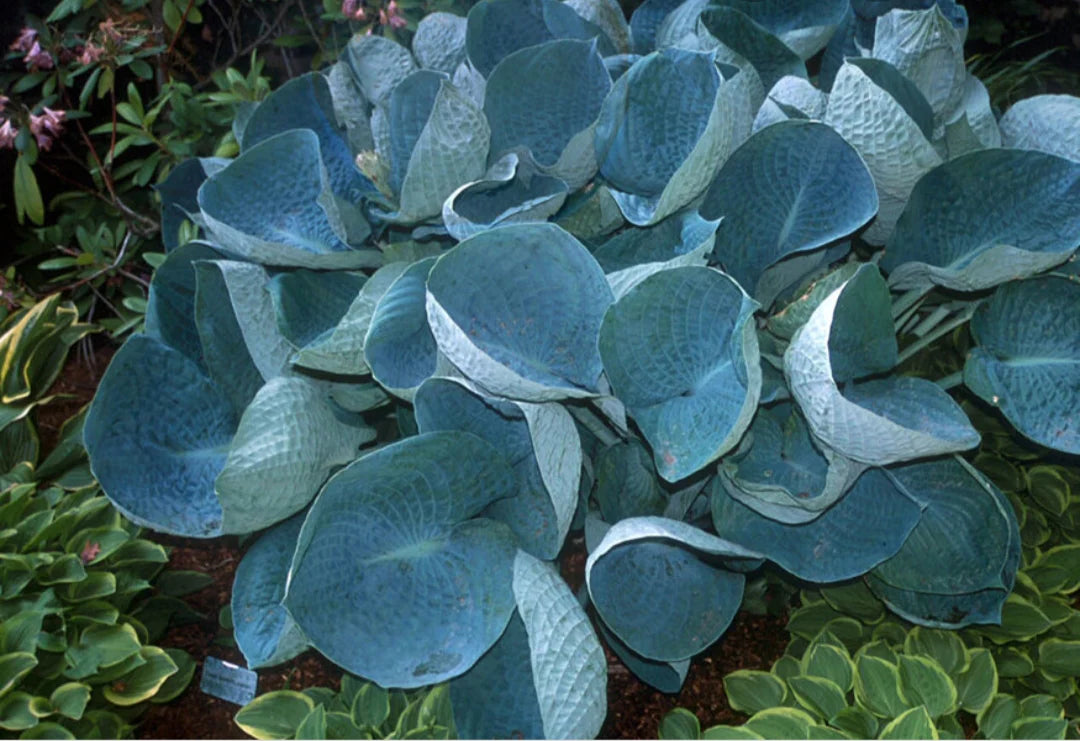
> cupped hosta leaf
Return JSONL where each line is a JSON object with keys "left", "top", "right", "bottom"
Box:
{"left": 267, "top": 270, "right": 366, "bottom": 350}
{"left": 592, "top": 439, "right": 667, "bottom": 522}
{"left": 943, "top": 74, "right": 1001, "bottom": 158}
{"left": 881, "top": 149, "right": 1080, "bottom": 291}
{"left": 824, "top": 58, "right": 942, "bottom": 245}
{"left": 872, "top": 5, "right": 965, "bottom": 130}
{"left": 567, "top": 0, "right": 631, "bottom": 53}
{"left": 199, "top": 130, "right": 378, "bottom": 268}
{"left": 999, "top": 95, "right": 1080, "bottom": 162}
{"left": 442, "top": 154, "right": 569, "bottom": 241}
{"left": 84, "top": 335, "right": 234, "bottom": 537}
{"left": 700, "top": 120, "right": 878, "bottom": 299}
{"left": 868, "top": 457, "right": 1021, "bottom": 628}
{"left": 155, "top": 158, "right": 217, "bottom": 252}
{"left": 600, "top": 266, "right": 760, "bottom": 482}
{"left": 784, "top": 265, "right": 979, "bottom": 465}
{"left": 712, "top": 466, "right": 923, "bottom": 582}
{"left": 628, "top": 0, "right": 683, "bottom": 53}
{"left": 143, "top": 243, "right": 223, "bottom": 365}
{"left": 284, "top": 431, "right": 518, "bottom": 687}
{"left": 595, "top": 48, "right": 740, "bottom": 225}
{"left": 709, "top": 0, "right": 849, "bottom": 59}
{"left": 596, "top": 620, "right": 690, "bottom": 693}
{"left": 963, "top": 276, "right": 1080, "bottom": 454}
{"left": 216, "top": 376, "right": 375, "bottom": 533}
{"left": 698, "top": 7, "right": 807, "bottom": 91}
{"left": 465, "top": 0, "right": 615, "bottom": 78}
{"left": 364, "top": 257, "right": 440, "bottom": 398}
{"left": 592, "top": 210, "right": 720, "bottom": 299}
{"left": 385, "top": 70, "right": 490, "bottom": 222}
{"left": 484, "top": 39, "right": 611, "bottom": 190}
{"left": 716, "top": 402, "right": 867, "bottom": 524}
{"left": 414, "top": 377, "right": 580, "bottom": 560}
{"left": 586, "top": 516, "right": 763, "bottom": 661}
{"left": 231, "top": 514, "right": 308, "bottom": 669}
{"left": 413, "top": 12, "right": 468, "bottom": 74}
{"left": 344, "top": 34, "right": 417, "bottom": 107}
{"left": 292, "top": 262, "right": 410, "bottom": 375}
{"left": 426, "top": 223, "right": 613, "bottom": 401}
{"left": 241, "top": 72, "right": 374, "bottom": 203}
{"left": 752, "top": 75, "right": 827, "bottom": 132}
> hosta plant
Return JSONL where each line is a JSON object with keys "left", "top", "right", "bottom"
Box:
{"left": 83, "top": 0, "right": 1080, "bottom": 736}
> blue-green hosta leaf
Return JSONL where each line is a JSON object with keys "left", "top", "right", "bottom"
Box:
{"left": 712, "top": 467, "right": 923, "bottom": 582}
{"left": 156, "top": 158, "right": 220, "bottom": 251}
{"left": 700, "top": 120, "right": 878, "bottom": 299}
{"left": 963, "top": 276, "right": 1080, "bottom": 454}
{"left": 871, "top": 6, "right": 966, "bottom": 131}
{"left": 555, "top": 183, "right": 624, "bottom": 241}
{"left": 412, "top": 12, "right": 468, "bottom": 74}
{"left": 84, "top": 335, "right": 233, "bottom": 537}
{"left": 597, "top": 620, "right": 690, "bottom": 693}
{"left": 216, "top": 377, "right": 375, "bottom": 533}
{"left": 868, "top": 457, "right": 1021, "bottom": 628}
{"left": 784, "top": 265, "right": 979, "bottom": 465}
{"left": 595, "top": 48, "right": 741, "bottom": 226}
{"left": 999, "top": 95, "right": 1080, "bottom": 162}
{"left": 880, "top": 149, "right": 1080, "bottom": 291}
{"left": 442, "top": 154, "right": 569, "bottom": 241}
{"left": 753, "top": 242, "right": 852, "bottom": 313}
{"left": 593, "top": 210, "right": 720, "bottom": 299}
{"left": 232, "top": 514, "right": 307, "bottom": 669}
{"left": 292, "top": 262, "right": 410, "bottom": 375}
{"left": 586, "top": 517, "right": 763, "bottom": 661}
{"left": 414, "top": 377, "right": 580, "bottom": 560}
{"left": 267, "top": 270, "right": 365, "bottom": 350}
{"left": 824, "top": 58, "right": 942, "bottom": 244}
{"left": 241, "top": 73, "right": 375, "bottom": 203}
{"left": 709, "top": 0, "right": 849, "bottom": 59}
{"left": 698, "top": 7, "right": 807, "bottom": 92}
{"left": 345, "top": 35, "right": 417, "bottom": 106}
{"left": 327, "top": 61, "right": 374, "bottom": 155}
{"left": 453, "top": 553, "right": 606, "bottom": 739}
{"left": 592, "top": 439, "right": 667, "bottom": 522}
{"left": 485, "top": 39, "right": 611, "bottom": 190}
{"left": 628, "top": 0, "right": 684, "bottom": 53}
{"left": 364, "top": 257, "right": 441, "bottom": 399}
{"left": 717, "top": 402, "right": 867, "bottom": 524}
{"left": 567, "top": 0, "right": 631, "bottom": 53}
{"left": 599, "top": 266, "right": 761, "bottom": 482}
{"left": 752, "top": 76, "right": 828, "bottom": 132}
{"left": 942, "top": 75, "right": 1001, "bottom": 159}
{"left": 198, "top": 130, "right": 379, "bottom": 268}
{"left": 426, "top": 223, "right": 613, "bottom": 401}
{"left": 143, "top": 243, "right": 223, "bottom": 365}
{"left": 284, "top": 431, "right": 518, "bottom": 688}
{"left": 465, "top": 0, "right": 615, "bottom": 78}
{"left": 386, "top": 71, "right": 491, "bottom": 223}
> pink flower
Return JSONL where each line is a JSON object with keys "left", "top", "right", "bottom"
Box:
{"left": 0, "top": 120, "right": 18, "bottom": 150}
{"left": 0, "top": 96, "right": 9, "bottom": 113}
{"left": 29, "top": 107, "right": 64, "bottom": 150}
{"left": 341, "top": 0, "right": 366, "bottom": 20}
{"left": 9, "top": 27, "right": 37, "bottom": 53}
{"left": 384, "top": 0, "right": 407, "bottom": 29}
{"left": 78, "top": 42, "right": 105, "bottom": 66}
{"left": 23, "top": 40, "right": 54, "bottom": 71}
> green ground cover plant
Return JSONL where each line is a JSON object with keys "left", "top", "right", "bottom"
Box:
{"left": 77, "top": 0, "right": 1080, "bottom": 736}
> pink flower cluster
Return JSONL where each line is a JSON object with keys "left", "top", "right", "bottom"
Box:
{"left": 9, "top": 27, "right": 53, "bottom": 71}
{"left": 0, "top": 104, "right": 66, "bottom": 151}
{"left": 341, "top": 0, "right": 406, "bottom": 28}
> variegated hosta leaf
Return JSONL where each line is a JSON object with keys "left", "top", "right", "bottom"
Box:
{"left": 595, "top": 48, "right": 743, "bottom": 226}
{"left": 700, "top": 119, "right": 878, "bottom": 301}
{"left": 452, "top": 552, "right": 606, "bottom": 739}
{"left": 591, "top": 210, "right": 720, "bottom": 299}
{"left": 598, "top": 266, "right": 761, "bottom": 482}
{"left": 998, "top": 94, "right": 1080, "bottom": 163}
{"left": 868, "top": 457, "right": 1021, "bottom": 628}
{"left": 964, "top": 275, "right": 1080, "bottom": 454}
{"left": 824, "top": 57, "right": 942, "bottom": 245}
{"left": 783, "top": 264, "right": 979, "bottom": 465}
{"left": 231, "top": 514, "right": 308, "bottom": 669}
{"left": 425, "top": 223, "right": 613, "bottom": 401}
{"left": 284, "top": 431, "right": 518, "bottom": 688}
{"left": 484, "top": 39, "right": 611, "bottom": 190}
{"left": 197, "top": 130, "right": 380, "bottom": 268}
{"left": 586, "top": 517, "right": 763, "bottom": 661}
{"left": 717, "top": 402, "right": 867, "bottom": 525}
{"left": 880, "top": 149, "right": 1080, "bottom": 291}
{"left": 711, "top": 466, "right": 923, "bottom": 582}
{"left": 414, "top": 376, "right": 581, "bottom": 560}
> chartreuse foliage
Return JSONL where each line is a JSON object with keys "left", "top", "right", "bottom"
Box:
{"left": 80, "top": 0, "right": 1080, "bottom": 736}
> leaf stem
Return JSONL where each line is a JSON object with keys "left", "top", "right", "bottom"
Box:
{"left": 935, "top": 371, "right": 963, "bottom": 391}
{"left": 569, "top": 405, "right": 620, "bottom": 447}
{"left": 896, "top": 303, "right": 979, "bottom": 365}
